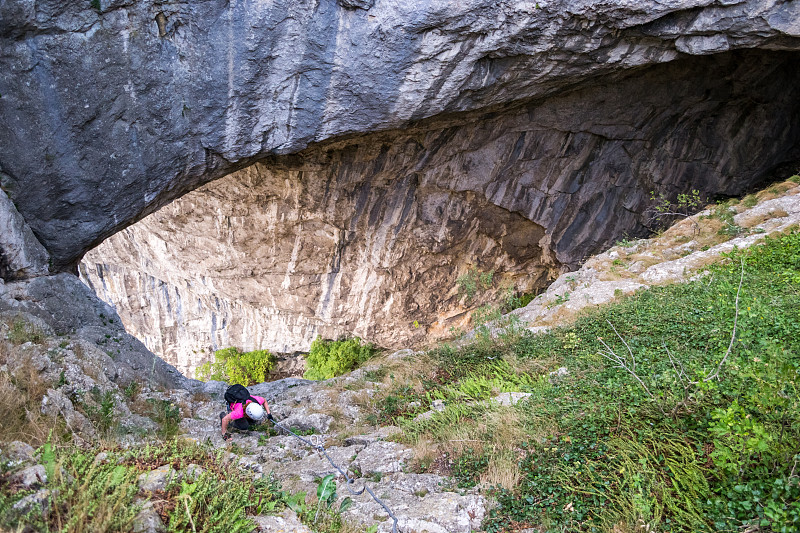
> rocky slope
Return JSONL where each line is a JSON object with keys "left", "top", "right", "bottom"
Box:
{"left": 510, "top": 179, "right": 800, "bottom": 332}
{"left": 1, "top": 0, "right": 799, "bottom": 272}
{"left": 3, "top": 180, "right": 798, "bottom": 532}
{"left": 81, "top": 49, "right": 800, "bottom": 374}
{"left": 0, "top": 188, "right": 194, "bottom": 394}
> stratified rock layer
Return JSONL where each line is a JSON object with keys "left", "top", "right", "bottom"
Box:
{"left": 82, "top": 50, "right": 800, "bottom": 374}
{"left": 2, "top": 0, "right": 800, "bottom": 270}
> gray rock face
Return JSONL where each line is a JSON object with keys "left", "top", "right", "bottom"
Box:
{"left": 0, "top": 187, "right": 50, "bottom": 281}
{"left": 10, "top": 465, "right": 47, "bottom": 488}
{"left": 0, "top": 274, "right": 199, "bottom": 391}
{"left": 1, "top": 0, "right": 799, "bottom": 272}
{"left": 82, "top": 48, "right": 800, "bottom": 372}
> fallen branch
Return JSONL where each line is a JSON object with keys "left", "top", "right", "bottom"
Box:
{"left": 598, "top": 320, "right": 666, "bottom": 416}
{"left": 702, "top": 256, "right": 744, "bottom": 382}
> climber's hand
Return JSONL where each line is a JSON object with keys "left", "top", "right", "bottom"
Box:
{"left": 222, "top": 432, "right": 232, "bottom": 441}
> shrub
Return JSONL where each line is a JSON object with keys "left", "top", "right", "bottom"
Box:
{"left": 303, "top": 337, "right": 376, "bottom": 380}
{"left": 196, "top": 347, "right": 276, "bottom": 386}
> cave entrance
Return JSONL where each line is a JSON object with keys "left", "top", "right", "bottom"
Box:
{"left": 79, "top": 49, "right": 800, "bottom": 378}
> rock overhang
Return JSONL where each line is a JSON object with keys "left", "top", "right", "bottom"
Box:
{"left": 1, "top": 0, "right": 800, "bottom": 273}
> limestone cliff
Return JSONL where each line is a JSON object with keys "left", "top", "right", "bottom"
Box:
{"left": 1, "top": 0, "right": 799, "bottom": 271}
{"left": 82, "top": 49, "right": 800, "bottom": 375}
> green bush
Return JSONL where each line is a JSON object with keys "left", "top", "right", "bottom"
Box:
{"left": 196, "top": 347, "right": 276, "bottom": 386}
{"left": 303, "top": 337, "right": 376, "bottom": 380}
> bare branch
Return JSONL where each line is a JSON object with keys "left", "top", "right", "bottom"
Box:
{"left": 598, "top": 327, "right": 666, "bottom": 416}
{"left": 703, "top": 257, "right": 745, "bottom": 382}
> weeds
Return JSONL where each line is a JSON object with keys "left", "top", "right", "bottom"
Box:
{"left": 646, "top": 189, "right": 703, "bottom": 232}
{"left": 711, "top": 204, "right": 746, "bottom": 238}
{"left": 146, "top": 398, "right": 182, "bottom": 439}
{"left": 457, "top": 267, "right": 494, "bottom": 302}
{"left": 0, "top": 356, "right": 57, "bottom": 445}
{"left": 6, "top": 316, "right": 45, "bottom": 345}
{"left": 196, "top": 347, "right": 276, "bottom": 386}
{"left": 1, "top": 439, "right": 288, "bottom": 533}
{"left": 83, "top": 386, "right": 116, "bottom": 434}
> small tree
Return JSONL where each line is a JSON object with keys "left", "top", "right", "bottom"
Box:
{"left": 303, "top": 337, "right": 376, "bottom": 380}
{"left": 196, "top": 347, "right": 276, "bottom": 386}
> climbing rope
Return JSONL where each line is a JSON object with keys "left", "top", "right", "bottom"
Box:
{"left": 270, "top": 419, "right": 400, "bottom": 533}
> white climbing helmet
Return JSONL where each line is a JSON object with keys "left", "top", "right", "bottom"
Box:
{"left": 245, "top": 401, "right": 265, "bottom": 421}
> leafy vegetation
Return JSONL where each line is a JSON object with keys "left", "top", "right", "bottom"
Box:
{"left": 146, "top": 398, "right": 182, "bottom": 439}
{"left": 457, "top": 266, "right": 495, "bottom": 301}
{"left": 303, "top": 337, "right": 376, "bottom": 380}
{"left": 370, "top": 229, "right": 800, "bottom": 532}
{"left": 196, "top": 347, "right": 276, "bottom": 386}
{"left": 646, "top": 189, "right": 703, "bottom": 230}
{"left": 0, "top": 439, "right": 287, "bottom": 533}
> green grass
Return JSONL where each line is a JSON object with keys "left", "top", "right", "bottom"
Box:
{"left": 0, "top": 439, "right": 286, "bottom": 532}
{"left": 383, "top": 229, "right": 800, "bottom": 533}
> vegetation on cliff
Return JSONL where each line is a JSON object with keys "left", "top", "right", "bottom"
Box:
{"left": 366, "top": 228, "right": 800, "bottom": 532}
{"left": 303, "top": 337, "right": 376, "bottom": 381}
{"left": 2, "top": 182, "right": 799, "bottom": 533}
{"left": 196, "top": 347, "right": 277, "bottom": 386}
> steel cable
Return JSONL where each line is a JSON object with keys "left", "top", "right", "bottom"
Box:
{"left": 270, "top": 419, "right": 400, "bottom": 533}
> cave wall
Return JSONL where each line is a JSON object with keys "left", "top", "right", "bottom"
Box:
{"left": 80, "top": 50, "right": 800, "bottom": 375}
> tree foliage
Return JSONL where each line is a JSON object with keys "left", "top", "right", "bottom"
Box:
{"left": 196, "top": 347, "right": 276, "bottom": 386}
{"left": 303, "top": 337, "right": 376, "bottom": 380}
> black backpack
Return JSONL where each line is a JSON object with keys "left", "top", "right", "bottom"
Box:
{"left": 224, "top": 384, "right": 258, "bottom": 406}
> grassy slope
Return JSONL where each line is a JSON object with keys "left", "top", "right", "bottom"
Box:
{"left": 374, "top": 229, "right": 800, "bottom": 532}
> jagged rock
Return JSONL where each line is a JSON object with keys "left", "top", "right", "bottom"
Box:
{"left": 0, "top": 441, "right": 35, "bottom": 465}
{"left": 342, "top": 473, "right": 486, "bottom": 533}
{"left": 490, "top": 392, "right": 531, "bottom": 406}
{"left": 2, "top": 0, "right": 800, "bottom": 275}
{"left": 509, "top": 187, "right": 800, "bottom": 332}
{"left": 120, "top": 414, "right": 160, "bottom": 437}
{"left": 184, "top": 464, "right": 203, "bottom": 481}
{"left": 353, "top": 441, "right": 413, "bottom": 476}
{"left": 343, "top": 426, "right": 401, "bottom": 447}
{"left": 93, "top": 452, "right": 109, "bottom": 464}
{"left": 249, "top": 378, "right": 316, "bottom": 403}
{"left": 549, "top": 367, "right": 569, "bottom": 384}
{"left": 40, "top": 388, "right": 97, "bottom": 440}
{"left": 10, "top": 465, "right": 47, "bottom": 488}
{"left": 250, "top": 510, "right": 312, "bottom": 533}
{"left": 137, "top": 465, "right": 177, "bottom": 493}
{"left": 80, "top": 46, "right": 800, "bottom": 372}
{"left": 0, "top": 187, "right": 50, "bottom": 281}
{"left": 238, "top": 455, "right": 264, "bottom": 474}
{"left": 132, "top": 499, "right": 166, "bottom": 533}
{"left": 11, "top": 489, "right": 52, "bottom": 517}
{"left": 201, "top": 380, "right": 226, "bottom": 400}
{"left": 0, "top": 273, "right": 199, "bottom": 392}
{"left": 337, "top": 0, "right": 374, "bottom": 10}
{"left": 0, "top": 0, "right": 798, "bottom": 370}
{"left": 279, "top": 413, "right": 333, "bottom": 435}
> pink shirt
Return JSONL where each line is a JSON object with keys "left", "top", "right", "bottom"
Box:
{"left": 228, "top": 395, "right": 265, "bottom": 420}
